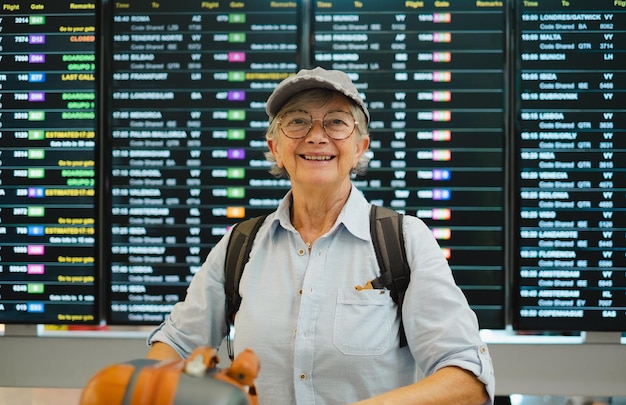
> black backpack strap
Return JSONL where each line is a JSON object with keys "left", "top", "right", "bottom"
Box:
{"left": 369, "top": 205, "right": 411, "bottom": 347}
{"left": 224, "top": 214, "right": 268, "bottom": 359}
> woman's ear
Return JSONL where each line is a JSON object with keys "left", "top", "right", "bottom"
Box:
{"left": 267, "top": 138, "right": 284, "bottom": 168}
{"left": 354, "top": 136, "right": 370, "bottom": 167}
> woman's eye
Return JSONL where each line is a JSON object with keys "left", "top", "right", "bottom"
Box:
{"left": 327, "top": 119, "right": 346, "bottom": 126}
{"left": 292, "top": 119, "right": 306, "bottom": 125}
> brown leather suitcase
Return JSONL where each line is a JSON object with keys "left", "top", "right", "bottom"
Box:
{"left": 80, "top": 347, "right": 259, "bottom": 405}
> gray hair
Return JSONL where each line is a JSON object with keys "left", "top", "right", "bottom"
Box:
{"left": 264, "top": 88, "right": 371, "bottom": 179}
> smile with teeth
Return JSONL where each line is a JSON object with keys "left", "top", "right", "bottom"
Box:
{"left": 302, "top": 155, "right": 334, "bottom": 161}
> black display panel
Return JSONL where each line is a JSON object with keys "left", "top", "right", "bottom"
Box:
{"left": 514, "top": 0, "right": 626, "bottom": 330}
{"left": 0, "top": 1, "right": 520, "bottom": 330}
{"left": 0, "top": 2, "right": 98, "bottom": 323}
{"left": 312, "top": 1, "right": 507, "bottom": 328}
{"left": 107, "top": 1, "right": 300, "bottom": 323}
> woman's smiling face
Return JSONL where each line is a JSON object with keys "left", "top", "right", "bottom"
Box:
{"left": 267, "top": 93, "right": 370, "bottom": 189}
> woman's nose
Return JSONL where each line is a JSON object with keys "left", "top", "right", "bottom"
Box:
{"left": 306, "top": 119, "right": 329, "bottom": 141}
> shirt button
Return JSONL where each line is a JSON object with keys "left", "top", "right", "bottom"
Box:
{"left": 297, "top": 248, "right": 306, "bottom": 256}
{"left": 298, "top": 289, "right": 303, "bottom": 295}
{"left": 299, "top": 373, "right": 307, "bottom": 380}
{"left": 480, "top": 345, "right": 488, "bottom": 354}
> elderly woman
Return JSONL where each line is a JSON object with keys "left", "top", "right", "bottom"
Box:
{"left": 147, "top": 67, "right": 495, "bottom": 405}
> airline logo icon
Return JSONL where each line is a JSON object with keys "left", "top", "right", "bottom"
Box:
{"left": 28, "top": 264, "right": 45, "bottom": 274}
{"left": 28, "top": 188, "right": 45, "bottom": 198}
{"left": 433, "top": 13, "right": 451, "bottom": 23}
{"left": 417, "top": 130, "right": 451, "bottom": 141}
{"left": 28, "top": 168, "right": 45, "bottom": 178}
{"left": 228, "top": 71, "right": 245, "bottom": 82}
{"left": 432, "top": 208, "right": 451, "bottom": 220}
{"left": 29, "top": 15, "right": 46, "bottom": 25}
{"left": 227, "top": 168, "right": 245, "bottom": 179}
{"left": 28, "top": 206, "right": 45, "bottom": 217}
{"left": 433, "top": 169, "right": 451, "bottom": 180}
{"left": 432, "top": 189, "right": 451, "bottom": 200}
{"left": 29, "top": 92, "right": 46, "bottom": 102}
{"left": 228, "top": 33, "right": 246, "bottom": 42}
{"left": 433, "top": 150, "right": 451, "bottom": 161}
{"left": 432, "top": 228, "right": 451, "bottom": 240}
{"left": 228, "top": 149, "right": 245, "bottom": 159}
{"left": 417, "top": 189, "right": 451, "bottom": 200}
{"left": 228, "top": 52, "right": 246, "bottom": 62}
{"left": 28, "top": 284, "right": 45, "bottom": 294}
{"left": 433, "top": 71, "right": 451, "bottom": 82}
{"left": 227, "top": 129, "right": 245, "bottom": 140}
{"left": 433, "top": 32, "right": 451, "bottom": 43}
{"left": 29, "top": 130, "right": 45, "bottom": 140}
{"left": 27, "top": 245, "right": 45, "bottom": 255}
{"left": 226, "top": 207, "right": 245, "bottom": 218}
{"left": 228, "top": 110, "right": 245, "bottom": 120}
{"left": 28, "top": 149, "right": 45, "bottom": 159}
{"left": 29, "top": 54, "right": 45, "bottom": 63}
{"left": 27, "top": 226, "right": 45, "bottom": 236}
{"left": 27, "top": 302, "right": 45, "bottom": 313}
{"left": 227, "top": 187, "right": 245, "bottom": 198}
{"left": 432, "top": 91, "right": 451, "bottom": 102}
{"left": 417, "top": 169, "right": 451, "bottom": 181}
{"left": 417, "top": 111, "right": 451, "bottom": 122}
{"left": 227, "top": 91, "right": 246, "bottom": 101}
{"left": 29, "top": 111, "right": 46, "bottom": 121}
{"left": 416, "top": 208, "right": 451, "bottom": 220}
{"left": 432, "top": 130, "right": 451, "bottom": 141}
{"left": 433, "top": 110, "right": 451, "bottom": 121}
{"left": 228, "top": 14, "right": 246, "bottom": 23}
{"left": 28, "top": 73, "right": 46, "bottom": 82}
{"left": 29, "top": 35, "right": 46, "bottom": 44}
{"left": 433, "top": 52, "right": 451, "bottom": 62}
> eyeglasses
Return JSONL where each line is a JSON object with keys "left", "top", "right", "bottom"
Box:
{"left": 278, "top": 110, "right": 357, "bottom": 140}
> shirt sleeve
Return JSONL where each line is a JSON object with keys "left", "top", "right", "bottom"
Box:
{"left": 401, "top": 215, "right": 496, "bottom": 404}
{"left": 146, "top": 230, "right": 232, "bottom": 358}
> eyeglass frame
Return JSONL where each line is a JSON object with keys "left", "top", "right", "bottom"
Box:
{"left": 277, "top": 109, "right": 358, "bottom": 140}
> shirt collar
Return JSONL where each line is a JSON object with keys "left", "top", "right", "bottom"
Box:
{"left": 272, "top": 184, "right": 371, "bottom": 242}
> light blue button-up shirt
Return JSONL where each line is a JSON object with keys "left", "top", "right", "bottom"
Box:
{"left": 149, "top": 185, "right": 495, "bottom": 404}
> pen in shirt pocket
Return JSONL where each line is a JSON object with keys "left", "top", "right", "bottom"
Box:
{"left": 355, "top": 279, "right": 387, "bottom": 295}
{"left": 355, "top": 280, "right": 374, "bottom": 290}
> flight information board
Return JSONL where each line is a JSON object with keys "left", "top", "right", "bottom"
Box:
{"left": 312, "top": 0, "right": 507, "bottom": 328}
{"left": 0, "top": 1, "right": 98, "bottom": 324}
{"left": 107, "top": 1, "right": 300, "bottom": 323}
{"left": 514, "top": 0, "right": 626, "bottom": 330}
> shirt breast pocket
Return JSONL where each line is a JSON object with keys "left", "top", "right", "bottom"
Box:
{"left": 333, "top": 288, "right": 394, "bottom": 355}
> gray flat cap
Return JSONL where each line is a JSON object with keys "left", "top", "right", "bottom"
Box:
{"left": 265, "top": 67, "right": 370, "bottom": 123}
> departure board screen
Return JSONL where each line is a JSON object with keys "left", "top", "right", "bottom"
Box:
{"left": 0, "top": 2, "right": 98, "bottom": 324}
{"left": 0, "top": 1, "right": 526, "bottom": 329}
{"left": 312, "top": 1, "right": 507, "bottom": 328}
{"left": 514, "top": 0, "right": 626, "bottom": 330}
{"left": 107, "top": 1, "right": 299, "bottom": 323}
